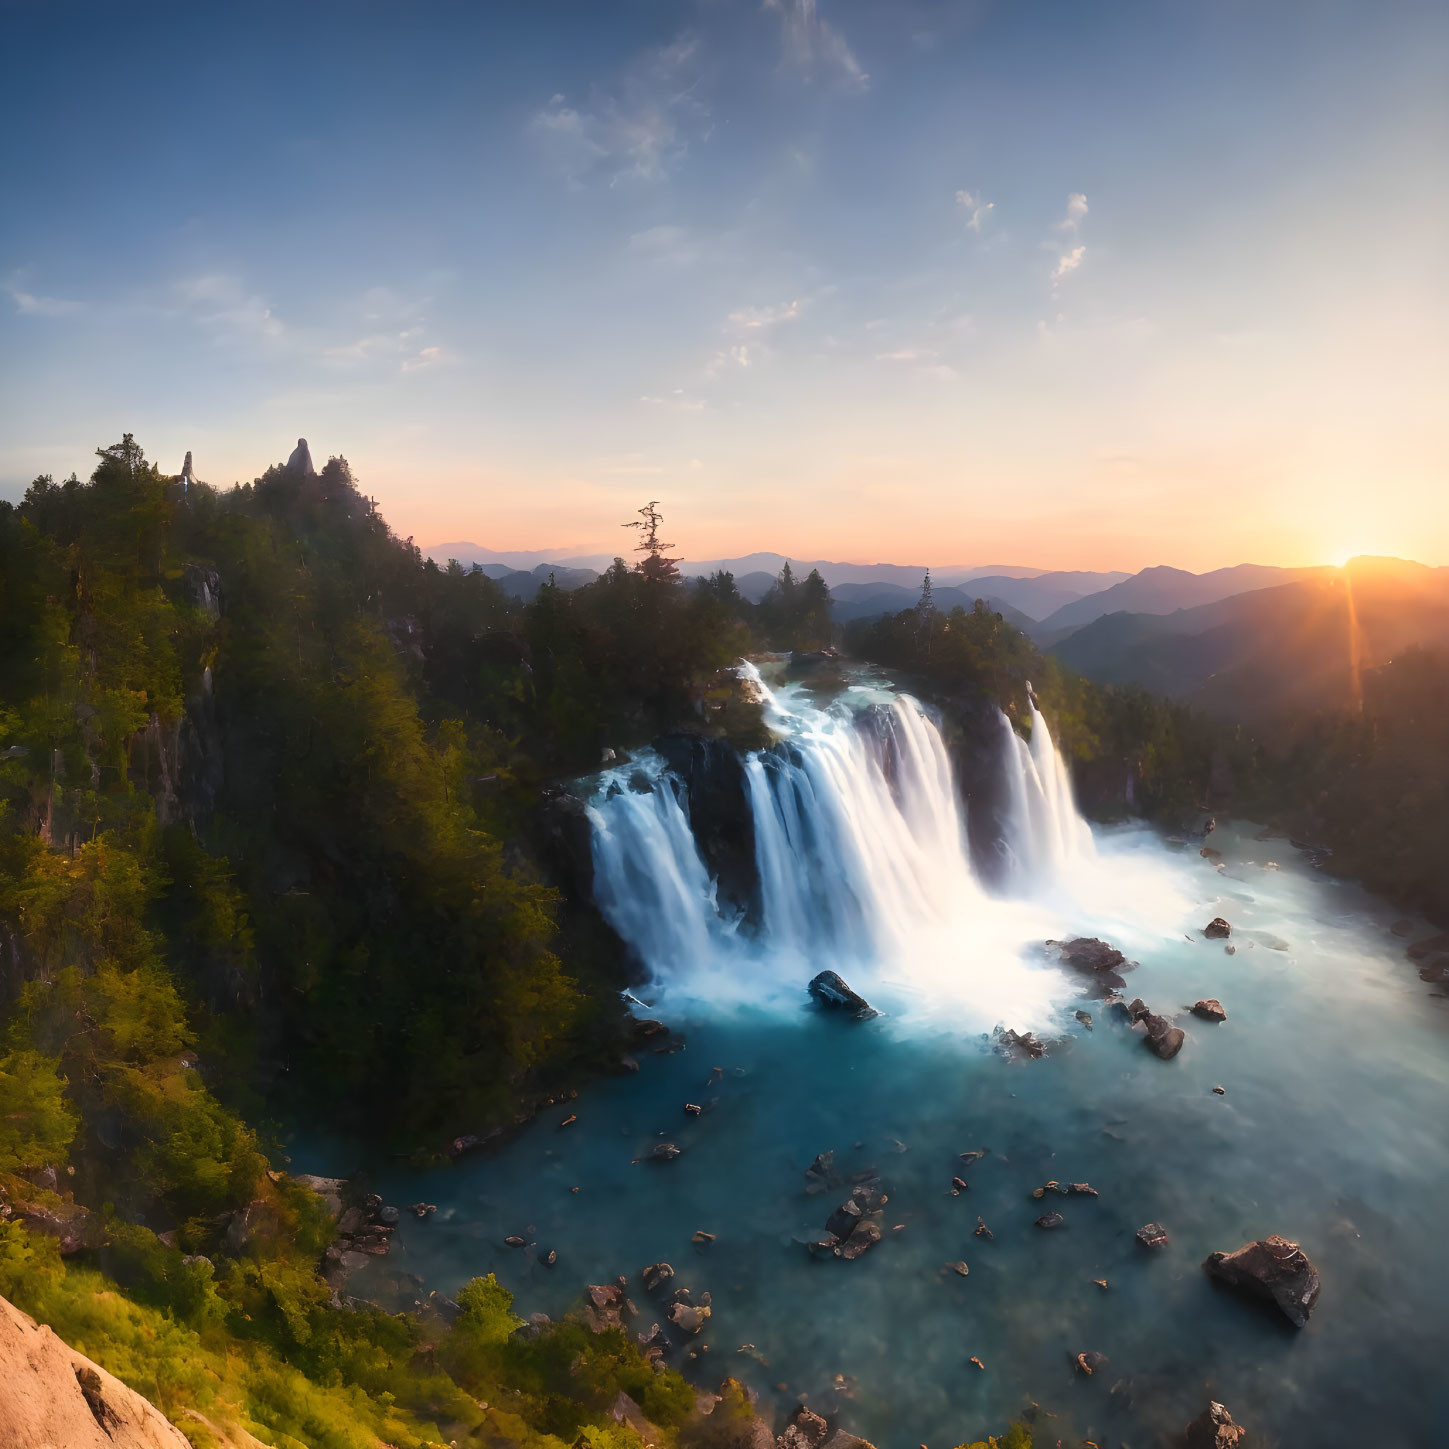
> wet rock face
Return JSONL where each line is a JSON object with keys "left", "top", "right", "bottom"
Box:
{"left": 1204, "top": 917, "right": 1233, "bottom": 939}
{"left": 1204, "top": 1234, "right": 1321, "bottom": 1327}
{"left": 1140, "top": 1012, "right": 1187, "bottom": 1059}
{"left": 1192, "top": 998, "right": 1227, "bottom": 1022}
{"left": 807, "top": 970, "right": 879, "bottom": 1021}
{"left": 654, "top": 731, "right": 757, "bottom": 918}
{"left": 1184, "top": 1400, "right": 1249, "bottom": 1448}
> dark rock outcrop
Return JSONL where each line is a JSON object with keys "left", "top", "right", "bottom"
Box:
{"left": 1052, "top": 936, "right": 1132, "bottom": 991}
{"left": 1137, "top": 1222, "right": 1170, "bottom": 1248}
{"left": 1204, "top": 917, "right": 1232, "bottom": 939}
{"left": 1184, "top": 1401, "right": 1248, "bottom": 1448}
{"left": 285, "top": 437, "right": 317, "bottom": 476}
{"left": 1204, "top": 1235, "right": 1321, "bottom": 1327}
{"left": 655, "top": 731, "right": 757, "bottom": 918}
{"left": 807, "top": 971, "right": 879, "bottom": 1021}
{"left": 1140, "top": 1012, "right": 1186, "bottom": 1059}
{"left": 997, "top": 1027, "right": 1045, "bottom": 1058}
{"left": 1192, "top": 998, "right": 1227, "bottom": 1022}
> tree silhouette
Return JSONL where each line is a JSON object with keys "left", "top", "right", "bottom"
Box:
{"left": 623, "top": 501, "right": 681, "bottom": 583}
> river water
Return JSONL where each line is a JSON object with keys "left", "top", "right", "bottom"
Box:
{"left": 322, "top": 666, "right": 1449, "bottom": 1448}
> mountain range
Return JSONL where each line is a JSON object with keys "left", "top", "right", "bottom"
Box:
{"left": 426, "top": 542, "right": 1448, "bottom": 713}
{"left": 1050, "top": 557, "right": 1449, "bottom": 721}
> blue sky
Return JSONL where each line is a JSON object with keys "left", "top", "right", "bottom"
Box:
{"left": 2, "top": 0, "right": 1446, "bottom": 568}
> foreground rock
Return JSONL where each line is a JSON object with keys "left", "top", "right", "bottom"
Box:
{"left": 1191, "top": 998, "right": 1227, "bottom": 1022}
{"left": 0, "top": 1293, "right": 193, "bottom": 1448}
{"left": 807, "top": 971, "right": 879, "bottom": 1020}
{"left": 1204, "top": 1235, "right": 1321, "bottom": 1327}
{"left": 810, "top": 1173, "right": 889, "bottom": 1261}
{"left": 1051, "top": 936, "right": 1132, "bottom": 991}
{"left": 996, "top": 1026, "right": 1046, "bottom": 1059}
{"left": 1184, "top": 1400, "right": 1249, "bottom": 1448}
{"left": 1204, "top": 917, "right": 1232, "bottom": 939}
{"left": 1140, "top": 1011, "right": 1187, "bottom": 1059}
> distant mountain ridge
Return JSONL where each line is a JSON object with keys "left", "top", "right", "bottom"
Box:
{"left": 1050, "top": 557, "right": 1449, "bottom": 721}
{"left": 424, "top": 542, "right": 1127, "bottom": 600}
{"left": 1030, "top": 563, "right": 1333, "bottom": 637}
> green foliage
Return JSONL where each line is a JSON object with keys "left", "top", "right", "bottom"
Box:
{"left": 0, "top": 1048, "right": 76, "bottom": 1171}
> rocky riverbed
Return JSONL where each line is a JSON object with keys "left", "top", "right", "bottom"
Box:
{"left": 303, "top": 821, "right": 1449, "bottom": 1448}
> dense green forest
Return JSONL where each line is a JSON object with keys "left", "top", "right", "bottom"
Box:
{"left": 0, "top": 431, "right": 1437, "bottom": 1447}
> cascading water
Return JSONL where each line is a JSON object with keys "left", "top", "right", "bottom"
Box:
{"left": 583, "top": 660, "right": 1148, "bottom": 1031}
{"left": 994, "top": 690, "right": 1096, "bottom": 893}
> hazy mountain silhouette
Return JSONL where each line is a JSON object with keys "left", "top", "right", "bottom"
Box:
{"left": 1051, "top": 558, "right": 1449, "bottom": 721}
{"left": 1032, "top": 562, "right": 1333, "bottom": 637}
{"left": 425, "top": 543, "right": 1127, "bottom": 600}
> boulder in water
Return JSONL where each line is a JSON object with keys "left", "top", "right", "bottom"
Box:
{"left": 1051, "top": 936, "right": 1132, "bottom": 992}
{"left": 804, "top": 1150, "right": 839, "bottom": 1194}
{"left": 641, "top": 1262, "right": 675, "bottom": 1294}
{"left": 1204, "top": 1234, "right": 1321, "bottom": 1327}
{"left": 836, "top": 1218, "right": 883, "bottom": 1260}
{"left": 1140, "top": 1012, "right": 1186, "bottom": 1059}
{"left": 1192, "top": 999, "right": 1227, "bottom": 1022}
{"left": 779, "top": 1406, "right": 830, "bottom": 1449}
{"left": 1137, "top": 1222, "right": 1170, "bottom": 1248}
{"left": 807, "top": 970, "right": 879, "bottom": 1021}
{"left": 997, "top": 1027, "right": 1046, "bottom": 1059}
{"left": 1184, "top": 1401, "right": 1249, "bottom": 1448}
{"left": 1034, "top": 1211, "right": 1065, "bottom": 1229}
{"left": 1204, "top": 917, "right": 1232, "bottom": 939}
{"left": 645, "top": 1142, "right": 682, "bottom": 1163}
{"left": 667, "top": 1301, "right": 710, "bottom": 1334}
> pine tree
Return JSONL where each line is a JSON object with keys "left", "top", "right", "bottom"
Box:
{"left": 623, "top": 501, "right": 681, "bottom": 583}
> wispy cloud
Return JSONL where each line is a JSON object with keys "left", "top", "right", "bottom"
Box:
{"left": 766, "top": 0, "right": 869, "bottom": 90}
{"left": 1052, "top": 245, "right": 1086, "bottom": 281}
{"left": 727, "top": 299, "right": 802, "bottom": 330}
{"left": 5, "top": 278, "right": 81, "bottom": 317}
{"left": 530, "top": 34, "right": 708, "bottom": 186}
{"left": 641, "top": 389, "right": 707, "bottom": 412}
{"left": 1048, "top": 192, "right": 1089, "bottom": 292}
{"left": 177, "top": 274, "right": 284, "bottom": 341}
{"left": 706, "top": 343, "right": 752, "bottom": 377}
{"left": 1058, "top": 192, "right": 1089, "bottom": 229}
{"left": 875, "top": 346, "right": 957, "bottom": 381}
{"left": 955, "top": 189, "right": 995, "bottom": 232}
{"left": 401, "top": 345, "right": 443, "bottom": 373}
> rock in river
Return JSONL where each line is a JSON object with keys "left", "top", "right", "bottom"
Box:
{"left": 1204, "top": 917, "right": 1232, "bottom": 939}
{"left": 1192, "top": 998, "right": 1227, "bottom": 1022}
{"left": 1136, "top": 1222, "right": 1170, "bottom": 1248}
{"left": 1184, "top": 1400, "right": 1248, "bottom": 1448}
{"left": 1204, "top": 1234, "right": 1321, "bottom": 1327}
{"left": 1140, "top": 1012, "right": 1187, "bottom": 1059}
{"left": 807, "top": 970, "right": 879, "bottom": 1020}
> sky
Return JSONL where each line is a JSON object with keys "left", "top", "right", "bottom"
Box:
{"left": 2, "top": 0, "right": 1446, "bottom": 572}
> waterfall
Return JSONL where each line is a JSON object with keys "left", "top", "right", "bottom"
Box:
{"left": 994, "top": 689, "right": 1096, "bottom": 891}
{"left": 584, "top": 662, "right": 1106, "bottom": 1026}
